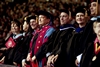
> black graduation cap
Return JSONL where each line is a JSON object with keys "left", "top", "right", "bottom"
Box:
{"left": 75, "top": 6, "right": 85, "bottom": 15}
{"left": 37, "top": 10, "right": 51, "bottom": 19}
{"left": 91, "top": 0, "right": 100, "bottom": 4}
{"left": 37, "top": 10, "right": 54, "bottom": 25}
{"left": 59, "top": 9, "right": 69, "bottom": 15}
{"left": 59, "top": 9, "right": 71, "bottom": 19}
{"left": 96, "top": 17, "right": 100, "bottom": 22}
{"left": 27, "top": 15, "right": 36, "bottom": 23}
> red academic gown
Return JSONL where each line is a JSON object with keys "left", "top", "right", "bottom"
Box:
{"left": 28, "top": 25, "right": 55, "bottom": 67}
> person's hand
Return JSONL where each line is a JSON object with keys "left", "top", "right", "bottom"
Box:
{"left": 22, "top": 59, "right": 26, "bottom": 67}
{"left": 13, "top": 62, "right": 17, "bottom": 66}
{"left": 0, "top": 47, "right": 8, "bottom": 51}
{"left": 75, "top": 59, "right": 79, "bottom": 67}
{"left": 32, "top": 56, "right": 36, "bottom": 62}
{"left": 47, "top": 55, "right": 54, "bottom": 67}
{"left": 26, "top": 53, "right": 31, "bottom": 61}
{"left": 51, "top": 54, "right": 58, "bottom": 64}
{"left": 0, "top": 56, "right": 5, "bottom": 63}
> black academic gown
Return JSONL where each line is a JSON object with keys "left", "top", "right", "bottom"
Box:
{"left": 79, "top": 20, "right": 96, "bottom": 54}
{"left": 80, "top": 42, "right": 100, "bottom": 67}
{"left": 4, "top": 34, "right": 24, "bottom": 65}
{"left": 13, "top": 32, "right": 32, "bottom": 65}
{"left": 0, "top": 37, "right": 6, "bottom": 59}
{"left": 52, "top": 27, "right": 75, "bottom": 67}
{"left": 72, "top": 27, "right": 86, "bottom": 56}
{"left": 53, "top": 25, "right": 86, "bottom": 67}
{"left": 62, "top": 28, "right": 85, "bottom": 67}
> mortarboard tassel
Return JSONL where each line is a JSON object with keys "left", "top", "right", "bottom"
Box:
{"left": 84, "top": 8, "right": 88, "bottom": 17}
{"left": 24, "top": 16, "right": 27, "bottom": 21}
{"left": 96, "top": 0, "right": 98, "bottom": 15}
{"left": 69, "top": 11, "right": 71, "bottom": 19}
{"left": 35, "top": 15, "right": 38, "bottom": 23}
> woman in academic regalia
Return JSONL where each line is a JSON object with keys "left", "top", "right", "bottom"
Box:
{"left": 66, "top": 6, "right": 88, "bottom": 67}
{"left": 21, "top": 15, "right": 39, "bottom": 67}
{"left": 2, "top": 19, "right": 24, "bottom": 66}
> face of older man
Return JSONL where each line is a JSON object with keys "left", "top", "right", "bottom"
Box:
{"left": 38, "top": 15, "right": 50, "bottom": 26}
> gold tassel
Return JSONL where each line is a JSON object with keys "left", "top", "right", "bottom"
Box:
{"left": 35, "top": 15, "right": 38, "bottom": 23}
{"left": 85, "top": 10, "right": 88, "bottom": 17}
{"left": 96, "top": 0, "right": 98, "bottom": 15}
{"left": 84, "top": 8, "right": 88, "bottom": 17}
{"left": 24, "top": 16, "right": 27, "bottom": 21}
{"left": 69, "top": 11, "right": 71, "bottom": 19}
